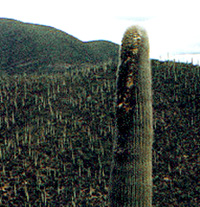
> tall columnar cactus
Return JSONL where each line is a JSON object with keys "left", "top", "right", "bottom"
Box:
{"left": 109, "top": 25, "right": 153, "bottom": 206}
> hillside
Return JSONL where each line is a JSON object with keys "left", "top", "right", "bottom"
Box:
{"left": 0, "top": 18, "right": 119, "bottom": 74}
{"left": 0, "top": 18, "right": 199, "bottom": 206}
{"left": 0, "top": 60, "right": 199, "bottom": 206}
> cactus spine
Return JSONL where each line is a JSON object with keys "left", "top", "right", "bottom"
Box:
{"left": 109, "top": 25, "right": 153, "bottom": 206}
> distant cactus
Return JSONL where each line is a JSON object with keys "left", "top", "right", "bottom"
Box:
{"left": 109, "top": 25, "right": 153, "bottom": 206}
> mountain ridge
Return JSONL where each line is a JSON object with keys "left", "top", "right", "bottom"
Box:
{"left": 0, "top": 18, "right": 119, "bottom": 73}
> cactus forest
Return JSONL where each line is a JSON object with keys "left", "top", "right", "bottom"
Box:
{"left": 0, "top": 58, "right": 199, "bottom": 206}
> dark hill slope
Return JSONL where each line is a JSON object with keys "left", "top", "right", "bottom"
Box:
{"left": 0, "top": 18, "right": 119, "bottom": 73}
{"left": 85, "top": 40, "right": 119, "bottom": 63}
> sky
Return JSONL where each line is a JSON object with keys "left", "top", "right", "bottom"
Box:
{"left": 1, "top": 0, "right": 200, "bottom": 64}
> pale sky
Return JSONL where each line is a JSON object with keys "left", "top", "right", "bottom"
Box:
{"left": 1, "top": 0, "right": 200, "bottom": 64}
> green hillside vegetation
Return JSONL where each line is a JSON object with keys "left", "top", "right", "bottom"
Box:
{"left": 0, "top": 60, "right": 199, "bottom": 206}
{"left": 0, "top": 18, "right": 119, "bottom": 74}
